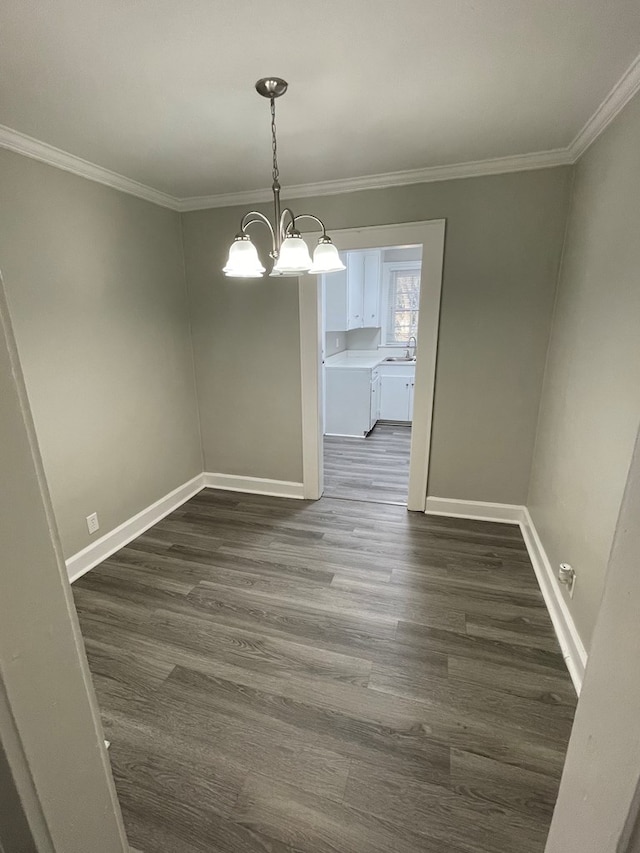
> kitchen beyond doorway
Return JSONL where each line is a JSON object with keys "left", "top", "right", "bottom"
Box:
{"left": 298, "top": 219, "right": 445, "bottom": 510}
{"left": 321, "top": 241, "right": 421, "bottom": 506}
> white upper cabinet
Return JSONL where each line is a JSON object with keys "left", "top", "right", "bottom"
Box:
{"left": 362, "top": 252, "right": 382, "bottom": 327}
{"left": 323, "top": 250, "right": 382, "bottom": 332}
{"left": 347, "top": 253, "right": 365, "bottom": 329}
{"left": 324, "top": 266, "right": 348, "bottom": 332}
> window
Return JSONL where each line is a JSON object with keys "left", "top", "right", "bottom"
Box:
{"left": 382, "top": 262, "right": 422, "bottom": 346}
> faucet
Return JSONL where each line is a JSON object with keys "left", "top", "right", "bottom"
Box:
{"left": 406, "top": 336, "right": 417, "bottom": 359}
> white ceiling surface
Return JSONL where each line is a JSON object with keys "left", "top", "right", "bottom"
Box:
{"left": 1, "top": 0, "right": 640, "bottom": 199}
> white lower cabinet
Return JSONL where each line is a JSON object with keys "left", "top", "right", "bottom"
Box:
{"left": 325, "top": 367, "right": 380, "bottom": 436}
{"left": 325, "top": 362, "right": 415, "bottom": 435}
{"left": 370, "top": 373, "right": 381, "bottom": 429}
{"left": 379, "top": 365, "right": 415, "bottom": 421}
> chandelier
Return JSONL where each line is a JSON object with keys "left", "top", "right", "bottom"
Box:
{"left": 223, "top": 78, "right": 346, "bottom": 278}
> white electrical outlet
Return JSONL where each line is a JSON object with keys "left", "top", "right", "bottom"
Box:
{"left": 559, "top": 562, "right": 576, "bottom": 598}
{"left": 335, "top": 336, "right": 340, "bottom": 348}
{"left": 86, "top": 512, "right": 99, "bottom": 535}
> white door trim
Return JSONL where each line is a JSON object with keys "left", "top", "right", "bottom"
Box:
{"left": 299, "top": 220, "right": 446, "bottom": 509}
{"left": 299, "top": 272, "right": 324, "bottom": 500}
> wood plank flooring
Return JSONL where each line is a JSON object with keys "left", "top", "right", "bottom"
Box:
{"left": 324, "top": 423, "right": 411, "bottom": 503}
{"left": 72, "top": 489, "right": 577, "bottom": 853}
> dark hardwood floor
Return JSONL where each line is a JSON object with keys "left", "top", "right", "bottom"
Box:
{"left": 324, "top": 423, "right": 411, "bottom": 503}
{"left": 72, "top": 488, "right": 577, "bottom": 853}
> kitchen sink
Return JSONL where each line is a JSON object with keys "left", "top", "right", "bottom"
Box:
{"left": 384, "top": 356, "right": 416, "bottom": 363}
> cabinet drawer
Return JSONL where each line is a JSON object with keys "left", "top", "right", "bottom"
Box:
{"left": 377, "top": 363, "right": 415, "bottom": 379}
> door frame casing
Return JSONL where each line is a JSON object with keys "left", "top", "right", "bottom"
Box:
{"left": 298, "top": 219, "right": 446, "bottom": 509}
{"left": 0, "top": 272, "right": 128, "bottom": 852}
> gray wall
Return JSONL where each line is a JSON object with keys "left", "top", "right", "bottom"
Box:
{"left": 0, "top": 149, "right": 202, "bottom": 558}
{"left": 182, "top": 167, "right": 572, "bottom": 501}
{"left": 182, "top": 210, "right": 305, "bottom": 483}
{"left": 528, "top": 91, "right": 640, "bottom": 650}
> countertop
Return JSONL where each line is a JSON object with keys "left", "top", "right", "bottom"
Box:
{"left": 324, "top": 350, "right": 415, "bottom": 370}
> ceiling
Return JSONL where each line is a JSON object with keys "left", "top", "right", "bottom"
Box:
{"left": 1, "top": 0, "right": 640, "bottom": 201}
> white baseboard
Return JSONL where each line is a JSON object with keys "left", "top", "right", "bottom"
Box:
{"left": 425, "top": 496, "right": 587, "bottom": 694}
{"left": 425, "top": 496, "right": 524, "bottom": 524}
{"left": 520, "top": 508, "right": 587, "bottom": 694}
{"left": 66, "top": 474, "right": 204, "bottom": 583}
{"left": 203, "top": 472, "right": 305, "bottom": 500}
{"left": 66, "top": 471, "right": 303, "bottom": 583}
{"left": 324, "top": 432, "right": 367, "bottom": 439}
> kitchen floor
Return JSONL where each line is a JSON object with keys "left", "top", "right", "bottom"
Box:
{"left": 324, "top": 422, "right": 411, "bottom": 504}
{"left": 73, "top": 488, "right": 576, "bottom": 853}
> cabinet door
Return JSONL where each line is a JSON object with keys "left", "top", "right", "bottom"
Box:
{"left": 380, "top": 375, "right": 411, "bottom": 421}
{"left": 324, "top": 269, "right": 348, "bottom": 331}
{"left": 408, "top": 380, "right": 415, "bottom": 421}
{"left": 362, "top": 251, "right": 382, "bottom": 327}
{"left": 370, "top": 374, "right": 381, "bottom": 430}
{"left": 347, "top": 254, "right": 364, "bottom": 329}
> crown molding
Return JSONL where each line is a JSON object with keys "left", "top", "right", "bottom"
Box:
{"left": 569, "top": 53, "right": 640, "bottom": 161}
{"left": 177, "top": 148, "right": 573, "bottom": 211}
{"left": 2, "top": 50, "right": 638, "bottom": 212}
{"left": 0, "top": 124, "right": 180, "bottom": 210}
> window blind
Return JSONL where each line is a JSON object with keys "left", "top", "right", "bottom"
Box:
{"left": 385, "top": 268, "right": 421, "bottom": 344}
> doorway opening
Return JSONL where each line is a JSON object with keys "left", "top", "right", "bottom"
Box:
{"left": 298, "top": 220, "right": 446, "bottom": 510}
{"left": 321, "top": 244, "right": 422, "bottom": 505}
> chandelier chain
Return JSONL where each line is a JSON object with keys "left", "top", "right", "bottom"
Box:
{"left": 223, "top": 79, "right": 345, "bottom": 277}
{"left": 270, "top": 97, "right": 280, "bottom": 188}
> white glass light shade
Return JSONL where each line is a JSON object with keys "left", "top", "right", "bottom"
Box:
{"left": 223, "top": 237, "right": 265, "bottom": 277}
{"left": 272, "top": 234, "right": 313, "bottom": 274}
{"left": 308, "top": 239, "right": 346, "bottom": 274}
